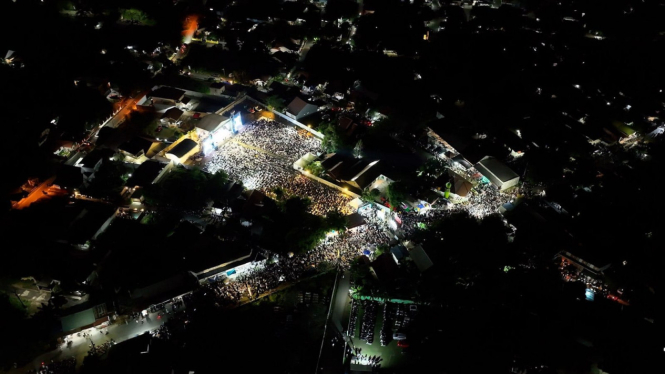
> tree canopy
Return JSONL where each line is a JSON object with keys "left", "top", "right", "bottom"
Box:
{"left": 143, "top": 167, "right": 228, "bottom": 209}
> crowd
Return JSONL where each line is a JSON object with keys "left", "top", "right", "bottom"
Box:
{"left": 202, "top": 220, "right": 392, "bottom": 306}
{"left": 31, "top": 357, "right": 76, "bottom": 374}
{"left": 351, "top": 347, "right": 383, "bottom": 368}
{"left": 204, "top": 119, "right": 352, "bottom": 216}
{"left": 88, "top": 341, "right": 113, "bottom": 357}
{"left": 234, "top": 118, "right": 321, "bottom": 162}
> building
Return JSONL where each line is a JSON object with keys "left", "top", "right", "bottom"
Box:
{"left": 320, "top": 153, "right": 382, "bottom": 192}
{"left": 195, "top": 114, "right": 230, "bottom": 139}
{"left": 210, "top": 82, "right": 226, "bottom": 95}
{"left": 474, "top": 156, "right": 520, "bottom": 191}
{"left": 556, "top": 250, "right": 611, "bottom": 276}
{"left": 126, "top": 160, "right": 170, "bottom": 188}
{"left": 118, "top": 136, "right": 156, "bottom": 162}
{"left": 129, "top": 272, "right": 197, "bottom": 310}
{"left": 165, "top": 138, "right": 199, "bottom": 164}
{"left": 149, "top": 87, "right": 186, "bottom": 106}
{"left": 60, "top": 303, "right": 111, "bottom": 334}
{"left": 160, "top": 107, "right": 184, "bottom": 126}
{"left": 76, "top": 148, "right": 114, "bottom": 175}
{"left": 409, "top": 244, "right": 433, "bottom": 273}
{"left": 285, "top": 97, "right": 321, "bottom": 120}
{"left": 195, "top": 113, "right": 233, "bottom": 155}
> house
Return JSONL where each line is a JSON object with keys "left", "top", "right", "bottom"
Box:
{"left": 160, "top": 107, "right": 184, "bottom": 126}
{"left": 126, "top": 160, "right": 170, "bottom": 188}
{"left": 118, "top": 137, "right": 155, "bottom": 161}
{"left": 149, "top": 87, "right": 186, "bottom": 106}
{"left": 475, "top": 156, "right": 520, "bottom": 191}
{"left": 210, "top": 82, "right": 226, "bottom": 96}
{"left": 165, "top": 138, "right": 198, "bottom": 164}
{"left": 269, "top": 40, "right": 299, "bottom": 54}
{"left": 130, "top": 188, "right": 144, "bottom": 203}
{"left": 320, "top": 153, "right": 382, "bottom": 192}
{"left": 60, "top": 303, "right": 111, "bottom": 334}
{"left": 285, "top": 97, "right": 321, "bottom": 120}
{"left": 222, "top": 84, "right": 250, "bottom": 98}
{"left": 76, "top": 148, "right": 114, "bottom": 175}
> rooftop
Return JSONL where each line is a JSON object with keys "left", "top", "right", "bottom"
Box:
{"left": 196, "top": 114, "right": 229, "bottom": 133}
{"left": 476, "top": 156, "right": 519, "bottom": 182}
{"left": 150, "top": 87, "right": 186, "bottom": 102}
{"left": 126, "top": 160, "right": 167, "bottom": 187}
{"left": 167, "top": 138, "right": 197, "bottom": 158}
{"left": 119, "top": 136, "right": 154, "bottom": 157}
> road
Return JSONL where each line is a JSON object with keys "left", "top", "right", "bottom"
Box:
{"left": 332, "top": 271, "right": 351, "bottom": 333}
{"left": 9, "top": 311, "right": 172, "bottom": 374}
{"left": 11, "top": 176, "right": 56, "bottom": 210}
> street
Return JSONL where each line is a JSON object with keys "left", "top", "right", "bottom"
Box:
{"left": 9, "top": 311, "right": 171, "bottom": 373}
{"left": 332, "top": 271, "right": 351, "bottom": 333}
{"left": 11, "top": 176, "right": 56, "bottom": 210}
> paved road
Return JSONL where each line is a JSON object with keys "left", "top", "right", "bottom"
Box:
{"left": 12, "top": 176, "right": 56, "bottom": 210}
{"left": 9, "top": 311, "right": 171, "bottom": 374}
{"left": 332, "top": 271, "right": 351, "bottom": 333}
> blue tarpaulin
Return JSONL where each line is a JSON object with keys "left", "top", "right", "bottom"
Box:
{"left": 363, "top": 249, "right": 371, "bottom": 256}
{"left": 226, "top": 269, "right": 236, "bottom": 276}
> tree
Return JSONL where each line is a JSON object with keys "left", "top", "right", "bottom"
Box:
{"left": 231, "top": 70, "right": 249, "bottom": 85}
{"left": 205, "top": 170, "right": 229, "bottom": 201}
{"left": 304, "top": 161, "right": 325, "bottom": 177}
{"left": 144, "top": 167, "right": 226, "bottom": 209}
{"left": 83, "top": 160, "right": 130, "bottom": 199}
{"left": 282, "top": 196, "right": 312, "bottom": 218}
{"left": 266, "top": 95, "right": 286, "bottom": 111}
{"left": 353, "top": 139, "right": 364, "bottom": 158}
{"left": 324, "top": 210, "right": 348, "bottom": 232}
{"left": 386, "top": 181, "right": 408, "bottom": 209}
{"left": 272, "top": 187, "right": 285, "bottom": 201}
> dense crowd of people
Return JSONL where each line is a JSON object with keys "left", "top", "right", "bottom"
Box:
{"left": 351, "top": 347, "right": 383, "bottom": 368}
{"left": 234, "top": 118, "right": 321, "bottom": 161}
{"left": 31, "top": 357, "right": 76, "bottom": 374}
{"left": 204, "top": 119, "right": 352, "bottom": 216}
{"left": 202, "top": 220, "right": 392, "bottom": 306}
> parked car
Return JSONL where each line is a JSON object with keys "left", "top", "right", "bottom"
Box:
{"left": 393, "top": 332, "right": 407, "bottom": 341}
{"left": 397, "top": 340, "right": 410, "bottom": 348}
